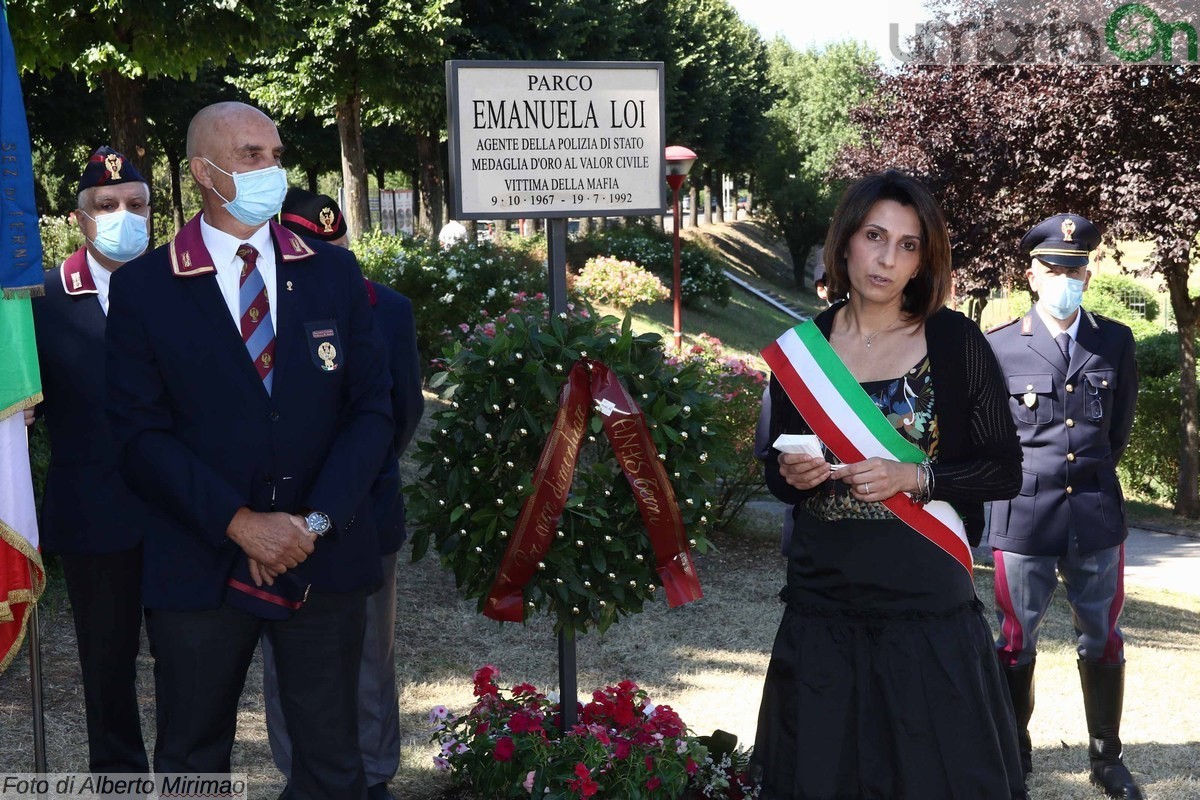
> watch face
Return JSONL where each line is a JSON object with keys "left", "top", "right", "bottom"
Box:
{"left": 306, "top": 511, "right": 332, "bottom": 535}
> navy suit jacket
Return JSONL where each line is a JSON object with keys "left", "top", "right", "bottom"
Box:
{"left": 32, "top": 249, "right": 156, "bottom": 555}
{"left": 106, "top": 215, "right": 394, "bottom": 610}
{"left": 365, "top": 280, "right": 424, "bottom": 555}
{"left": 986, "top": 308, "right": 1137, "bottom": 557}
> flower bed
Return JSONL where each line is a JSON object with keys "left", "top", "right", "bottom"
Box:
{"left": 431, "top": 665, "right": 759, "bottom": 799}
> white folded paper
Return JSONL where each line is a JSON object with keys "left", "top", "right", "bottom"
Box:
{"left": 772, "top": 434, "right": 823, "bottom": 457}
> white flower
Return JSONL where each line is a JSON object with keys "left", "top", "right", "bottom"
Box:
{"left": 440, "top": 293, "right": 455, "bottom": 303}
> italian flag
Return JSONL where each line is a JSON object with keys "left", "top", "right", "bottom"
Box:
{"left": 762, "top": 321, "right": 972, "bottom": 575}
{"left": 0, "top": 296, "right": 44, "bottom": 674}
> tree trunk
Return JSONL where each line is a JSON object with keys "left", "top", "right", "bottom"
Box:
{"left": 745, "top": 175, "right": 755, "bottom": 215}
{"left": 307, "top": 168, "right": 320, "bottom": 193}
{"left": 786, "top": 230, "right": 807, "bottom": 291}
{"left": 1165, "top": 261, "right": 1200, "bottom": 517}
{"left": 416, "top": 130, "right": 444, "bottom": 239}
{"left": 713, "top": 171, "right": 725, "bottom": 224}
{"left": 578, "top": 217, "right": 591, "bottom": 236}
{"left": 687, "top": 186, "right": 698, "bottom": 228}
{"left": 335, "top": 91, "right": 370, "bottom": 241}
{"left": 167, "top": 150, "right": 184, "bottom": 235}
{"left": 101, "top": 70, "right": 153, "bottom": 244}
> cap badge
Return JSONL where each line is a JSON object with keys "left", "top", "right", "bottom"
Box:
{"left": 104, "top": 153, "right": 123, "bottom": 180}
{"left": 1061, "top": 218, "right": 1076, "bottom": 242}
{"left": 319, "top": 207, "right": 335, "bottom": 233}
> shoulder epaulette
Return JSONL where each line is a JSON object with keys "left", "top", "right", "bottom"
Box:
{"left": 986, "top": 317, "right": 1020, "bottom": 335}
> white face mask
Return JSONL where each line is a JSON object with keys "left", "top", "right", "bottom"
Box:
{"left": 80, "top": 209, "right": 149, "bottom": 263}
{"left": 1038, "top": 273, "right": 1085, "bottom": 320}
{"left": 203, "top": 158, "right": 288, "bottom": 226}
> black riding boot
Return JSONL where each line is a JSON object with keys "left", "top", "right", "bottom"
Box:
{"left": 1003, "top": 659, "right": 1035, "bottom": 778}
{"left": 1079, "top": 660, "right": 1144, "bottom": 800}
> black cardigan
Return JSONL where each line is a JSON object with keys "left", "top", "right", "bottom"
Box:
{"left": 765, "top": 303, "right": 1022, "bottom": 545}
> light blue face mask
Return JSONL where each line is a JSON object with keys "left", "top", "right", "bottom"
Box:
{"left": 81, "top": 209, "right": 149, "bottom": 263}
{"left": 1038, "top": 273, "right": 1085, "bottom": 320}
{"left": 204, "top": 158, "right": 288, "bottom": 226}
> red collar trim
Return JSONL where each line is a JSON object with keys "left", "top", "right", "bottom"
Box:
{"left": 170, "top": 215, "right": 318, "bottom": 278}
{"left": 61, "top": 248, "right": 98, "bottom": 295}
{"left": 364, "top": 278, "right": 377, "bottom": 306}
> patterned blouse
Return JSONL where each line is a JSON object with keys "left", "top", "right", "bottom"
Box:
{"left": 803, "top": 355, "right": 938, "bottom": 522}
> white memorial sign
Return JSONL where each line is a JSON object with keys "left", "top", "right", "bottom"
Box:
{"left": 447, "top": 61, "right": 666, "bottom": 219}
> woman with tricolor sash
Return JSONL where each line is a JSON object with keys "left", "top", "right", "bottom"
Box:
{"left": 751, "top": 171, "right": 1028, "bottom": 799}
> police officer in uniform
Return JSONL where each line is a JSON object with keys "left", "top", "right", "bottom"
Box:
{"left": 986, "top": 214, "right": 1140, "bottom": 799}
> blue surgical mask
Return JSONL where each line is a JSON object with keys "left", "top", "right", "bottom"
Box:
{"left": 81, "top": 209, "right": 149, "bottom": 263}
{"left": 1038, "top": 273, "right": 1085, "bottom": 320}
{"left": 204, "top": 159, "right": 288, "bottom": 227}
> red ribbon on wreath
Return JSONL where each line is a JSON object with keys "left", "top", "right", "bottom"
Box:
{"left": 483, "top": 359, "right": 703, "bottom": 622}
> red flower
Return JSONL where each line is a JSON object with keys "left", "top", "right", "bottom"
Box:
{"left": 614, "top": 739, "right": 632, "bottom": 760}
{"left": 512, "top": 682, "right": 539, "bottom": 696}
{"left": 493, "top": 736, "right": 515, "bottom": 762}
{"left": 646, "top": 776, "right": 661, "bottom": 791}
{"left": 685, "top": 756, "right": 698, "bottom": 776}
{"left": 568, "top": 762, "right": 599, "bottom": 798}
{"left": 473, "top": 664, "right": 500, "bottom": 697}
{"left": 645, "top": 755, "right": 654, "bottom": 771}
{"left": 508, "top": 711, "right": 542, "bottom": 734}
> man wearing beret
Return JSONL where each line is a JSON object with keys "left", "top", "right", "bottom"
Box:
{"left": 30, "top": 147, "right": 153, "bottom": 775}
{"left": 265, "top": 188, "right": 424, "bottom": 800}
{"left": 105, "top": 102, "right": 393, "bottom": 799}
{"left": 986, "top": 214, "right": 1141, "bottom": 799}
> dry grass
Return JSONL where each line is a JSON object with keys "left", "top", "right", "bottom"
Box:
{"left": 3, "top": 488, "right": 1198, "bottom": 799}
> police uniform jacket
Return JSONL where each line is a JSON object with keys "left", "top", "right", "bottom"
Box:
{"left": 32, "top": 248, "right": 156, "bottom": 554}
{"left": 365, "top": 280, "right": 424, "bottom": 555}
{"left": 985, "top": 308, "right": 1137, "bottom": 557}
{"left": 105, "top": 215, "right": 394, "bottom": 611}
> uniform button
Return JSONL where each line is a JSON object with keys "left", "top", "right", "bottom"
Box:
{"left": 1066, "top": 485, "right": 1073, "bottom": 494}
{"left": 1102, "top": 379, "right": 1109, "bottom": 387}
{"left": 269, "top": 411, "right": 280, "bottom": 422}
{"left": 1026, "top": 384, "right": 1034, "bottom": 391}
{"left": 1066, "top": 419, "right": 1075, "bottom": 427}
{"left": 1067, "top": 453, "right": 1075, "bottom": 462}
{"left": 1066, "top": 384, "right": 1074, "bottom": 393}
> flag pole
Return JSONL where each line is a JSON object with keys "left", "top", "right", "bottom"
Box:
{"left": 27, "top": 561, "right": 46, "bottom": 772}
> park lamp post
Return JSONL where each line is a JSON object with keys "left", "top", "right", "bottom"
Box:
{"left": 665, "top": 146, "right": 697, "bottom": 352}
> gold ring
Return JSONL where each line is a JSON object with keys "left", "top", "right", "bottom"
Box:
{"left": 864, "top": 482, "right": 871, "bottom": 494}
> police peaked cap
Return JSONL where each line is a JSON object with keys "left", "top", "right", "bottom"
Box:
{"left": 1020, "top": 214, "right": 1102, "bottom": 268}
{"left": 77, "top": 146, "right": 148, "bottom": 194}
{"left": 280, "top": 188, "right": 348, "bottom": 242}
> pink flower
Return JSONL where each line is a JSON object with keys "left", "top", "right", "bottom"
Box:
{"left": 523, "top": 771, "right": 536, "bottom": 793}
{"left": 494, "top": 736, "right": 515, "bottom": 762}
{"left": 428, "top": 705, "right": 449, "bottom": 725}
{"left": 433, "top": 756, "right": 450, "bottom": 771}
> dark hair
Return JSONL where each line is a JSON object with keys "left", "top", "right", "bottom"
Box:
{"left": 822, "top": 170, "right": 952, "bottom": 322}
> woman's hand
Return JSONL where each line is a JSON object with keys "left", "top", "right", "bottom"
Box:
{"left": 777, "top": 453, "right": 832, "bottom": 491}
{"left": 835, "top": 458, "right": 920, "bottom": 503}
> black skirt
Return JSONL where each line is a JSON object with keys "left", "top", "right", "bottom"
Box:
{"left": 751, "top": 511, "right": 1027, "bottom": 800}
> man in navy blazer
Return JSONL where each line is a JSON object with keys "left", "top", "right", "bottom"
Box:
{"left": 263, "top": 189, "right": 424, "bottom": 800}
{"left": 32, "top": 147, "right": 153, "bottom": 774}
{"left": 987, "top": 214, "right": 1140, "bottom": 799}
{"left": 105, "top": 102, "right": 393, "bottom": 799}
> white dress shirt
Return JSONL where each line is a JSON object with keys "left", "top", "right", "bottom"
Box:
{"left": 199, "top": 215, "right": 278, "bottom": 335}
{"left": 1035, "top": 302, "right": 1082, "bottom": 359}
{"left": 85, "top": 251, "right": 114, "bottom": 316}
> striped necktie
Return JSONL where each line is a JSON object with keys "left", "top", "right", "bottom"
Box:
{"left": 237, "top": 244, "right": 275, "bottom": 393}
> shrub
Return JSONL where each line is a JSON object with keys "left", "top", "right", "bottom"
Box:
{"left": 571, "top": 223, "right": 731, "bottom": 307}
{"left": 39, "top": 215, "right": 84, "bottom": 269}
{"left": 353, "top": 231, "right": 550, "bottom": 367}
{"left": 1118, "top": 330, "right": 1197, "bottom": 505}
{"left": 573, "top": 255, "right": 669, "bottom": 311}
{"left": 1089, "top": 273, "right": 1159, "bottom": 323}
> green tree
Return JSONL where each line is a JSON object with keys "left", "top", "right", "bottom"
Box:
{"left": 9, "top": 0, "right": 286, "bottom": 240}
{"left": 755, "top": 38, "right": 879, "bottom": 286}
{"left": 236, "top": 0, "right": 456, "bottom": 240}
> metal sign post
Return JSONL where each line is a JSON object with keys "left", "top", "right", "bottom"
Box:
{"left": 446, "top": 59, "right": 666, "bottom": 732}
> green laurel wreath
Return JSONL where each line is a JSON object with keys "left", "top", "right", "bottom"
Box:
{"left": 407, "top": 301, "right": 720, "bottom": 635}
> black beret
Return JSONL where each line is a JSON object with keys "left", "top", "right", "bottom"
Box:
{"left": 280, "top": 187, "right": 347, "bottom": 242}
{"left": 77, "top": 147, "right": 147, "bottom": 194}
{"left": 1020, "top": 214, "right": 1101, "bottom": 268}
